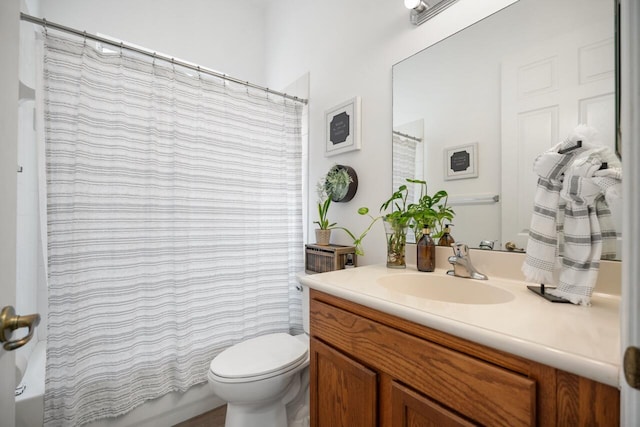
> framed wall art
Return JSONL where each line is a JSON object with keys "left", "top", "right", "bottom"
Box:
{"left": 444, "top": 142, "right": 478, "bottom": 180}
{"left": 325, "top": 96, "right": 361, "bottom": 157}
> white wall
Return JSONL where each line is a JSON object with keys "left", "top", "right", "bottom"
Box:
{"left": 263, "top": 0, "right": 517, "bottom": 264}
{"left": 38, "top": 0, "right": 268, "bottom": 85}
{"left": 16, "top": 0, "right": 48, "bottom": 365}
{"left": 1, "top": 0, "right": 20, "bottom": 420}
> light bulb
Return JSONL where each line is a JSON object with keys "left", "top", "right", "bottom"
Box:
{"left": 404, "top": 0, "right": 421, "bottom": 10}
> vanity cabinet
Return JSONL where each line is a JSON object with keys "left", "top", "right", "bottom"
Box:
{"left": 309, "top": 289, "right": 620, "bottom": 427}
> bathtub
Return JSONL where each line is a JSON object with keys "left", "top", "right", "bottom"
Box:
{"left": 15, "top": 341, "right": 224, "bottom": 427}
{"left": 16, "top": 341, "right": 45, "bottom": 427}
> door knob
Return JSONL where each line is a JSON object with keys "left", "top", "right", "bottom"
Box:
{"left": 624, "top": 346, "right": 640, "bottom": 390}
{"left": 0, "top": 306, "right": 40, "bottom": 351}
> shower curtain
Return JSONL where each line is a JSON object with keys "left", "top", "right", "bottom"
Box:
{"left": 42, "top": 32, "right": 303, "bottom": 426}
{"left": 392, "top": 133, "right": 419, "bottom": 203}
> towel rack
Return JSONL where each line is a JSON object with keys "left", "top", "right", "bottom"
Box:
{"left": 527, "top": 284, "right": 571, "bottom": 303}
{"left": 448, "top": 194, "right": 499, "bottom": 206}
{"left": 557, "top": 140, "right": 582, "bottom": 154}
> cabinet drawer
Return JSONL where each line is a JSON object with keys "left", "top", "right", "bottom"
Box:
{"left": 311, "top": 298, "right": 536, "bottom": 426}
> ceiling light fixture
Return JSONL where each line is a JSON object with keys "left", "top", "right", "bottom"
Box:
{"left": 405, "top": 0, "right": 460, "bottom": 26}
{"left": 404, "top": 0, "right": 428, "bottom": 13}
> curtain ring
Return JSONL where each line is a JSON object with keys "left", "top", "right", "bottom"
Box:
{"left": 119, "top": 41, "right": 123, "bottom": 57}
{"left": 152, "top": 52, "right": 157, "bottom": 66}
{"left": 83, "top": 31, "right": 87, "bottom": 46}
{"left": 43, "top": 18, "right": 47, "bottom": 35}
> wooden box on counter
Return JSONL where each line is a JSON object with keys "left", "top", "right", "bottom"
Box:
{"left": 305, "top": 244, "right": 356, "bottom": 274}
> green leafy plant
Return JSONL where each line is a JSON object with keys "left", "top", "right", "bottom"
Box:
{"left": 380, "top": 184, "right": 413, "bottom": 227}
{"left": 314, "top": 165, "right": 355, "bottom": 230}
{"left": 324, "top": 165, "right": 353, "bottom": 202}
{"left": 338, "top": 179, "right": 454, "bottom": 257}
{"left": 314, "top": 197, "right": 335, "bottom": 230}
{"left": 336, "top": 207, "right": 381, "bottom": 256}
{"left": 314, "top": 179, "right": 336, "bottom": 230}
{"left": 337, "top": 184, "right": 413, "bottom": 258}
{"left": 406, "top": 178, "right": 455, "bottom": 241}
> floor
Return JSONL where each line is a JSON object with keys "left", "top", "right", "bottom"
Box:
{"left": 174, "top": 405, "right": 226, "bottom": 427}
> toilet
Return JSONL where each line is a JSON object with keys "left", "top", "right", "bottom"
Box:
{"left": 208, "top": 285, "right": 310, "bottom": 427}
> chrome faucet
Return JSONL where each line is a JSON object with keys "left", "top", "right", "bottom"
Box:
{"left": 479, "top": 240, "right": 495, "bottom": 250}
{"left": 447, "top": 243, "right": 488, "bottom": 280}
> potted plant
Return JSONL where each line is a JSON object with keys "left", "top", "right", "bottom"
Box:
{"left": 313, "top": 165, "right": 356, "bottom": 246}
{"left": 406, "top": 179, "right": 455, "bottom": 241}
{"left": 313, "top": 180, "right": 336, "bottom": 245}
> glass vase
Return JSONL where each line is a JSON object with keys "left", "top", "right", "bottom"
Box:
{"left": 383, "top": 218, "right": 407, "bottom": 269}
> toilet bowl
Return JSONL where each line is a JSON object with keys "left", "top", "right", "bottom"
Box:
{"left": 208, "top": 286, "right": 310, "bottom": 427}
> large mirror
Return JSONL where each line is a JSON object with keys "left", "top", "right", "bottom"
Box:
{"left": 393, "top": 0, "right": 621, "bottom": 260}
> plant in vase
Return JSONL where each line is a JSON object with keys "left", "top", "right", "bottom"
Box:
{"left": 339, "top": 183, "right": 413, "bottom": 267}
{"left": 380, "top": 184, "right": 413, "bottom": 268}
{"left": 406, "top": 178, "right": 455, "bottom": 241}
{"left": 338, "top": 179, "right": 454, "bottom": 266}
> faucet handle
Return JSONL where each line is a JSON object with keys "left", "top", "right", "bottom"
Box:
{"left": 451, "top": 242, "right": 469, "bottom": 257}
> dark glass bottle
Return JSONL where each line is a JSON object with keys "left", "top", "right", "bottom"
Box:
{"left": 417, "top": 226, "right": 435, "bottom": 272}
{"left": 438, "top": 224, "right": 455, "bottom": 247}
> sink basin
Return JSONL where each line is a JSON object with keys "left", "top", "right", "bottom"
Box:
{"left": 376, "top": 274, "right": 515, "bottom": 305}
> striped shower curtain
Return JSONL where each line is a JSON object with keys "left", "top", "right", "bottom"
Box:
{"left": 392, "top": 133, "right": 419, "bottom": 203}
{"left": 42, "top": 33, "right": 303, "bottom": 426}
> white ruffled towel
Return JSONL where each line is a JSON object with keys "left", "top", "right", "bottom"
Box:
{"left": 522, "top": 125, "right": 622, "bottom": 305}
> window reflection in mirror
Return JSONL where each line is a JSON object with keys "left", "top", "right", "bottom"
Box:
{"left": 392, "top": 0, "right": 621, "bottom": 260}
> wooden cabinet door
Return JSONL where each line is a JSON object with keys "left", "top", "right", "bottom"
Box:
{"left": 391, "top": 381, "right": 478, "bottom": 427}
{"left": 310, "top": 337, "right": 377, "bottom": 427}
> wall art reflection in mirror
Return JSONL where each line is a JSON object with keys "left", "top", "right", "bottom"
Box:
{"left": 444, "top": 143, "right": 478, "bottom": 181}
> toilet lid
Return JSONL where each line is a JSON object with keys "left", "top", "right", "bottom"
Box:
{"left": 210, "top": 333, "right": 308, "bottom": 380}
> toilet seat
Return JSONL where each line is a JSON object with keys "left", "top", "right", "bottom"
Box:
{"left": 209, "top": 333, "right": 308, "bottom": 383}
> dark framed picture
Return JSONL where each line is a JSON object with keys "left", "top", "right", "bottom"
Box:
{"left": 325, "top": 97, "right": 361, "bottom": 157}
{"left": 444, "top": 142, "right": 478, "bottom": 180}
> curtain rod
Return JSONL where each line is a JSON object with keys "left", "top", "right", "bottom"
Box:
{"left": 20, "top": 12, "right": 308, "bottom": 105}
{"left": 393, "top": 130, "right": 422, "bottom": 142}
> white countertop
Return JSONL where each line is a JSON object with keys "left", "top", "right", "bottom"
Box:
{"left": 298, "top": 264, "right": 620, "bottom": 388}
